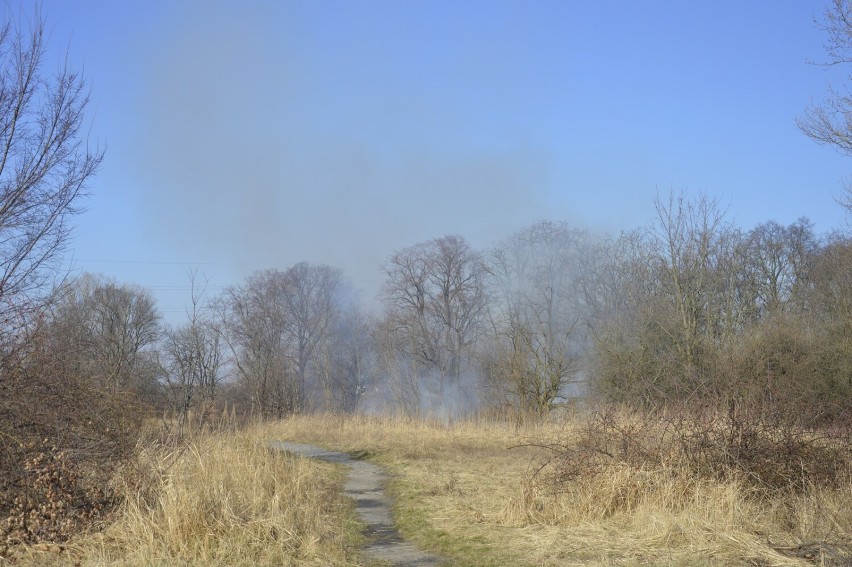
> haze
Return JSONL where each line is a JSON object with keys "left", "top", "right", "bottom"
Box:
{"left": 39, "top": 0, "right": 851, "bottom": 319}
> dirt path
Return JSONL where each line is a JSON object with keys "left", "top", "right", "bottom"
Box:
{"left": 270, "top": 441, "right": 444, "bottom": 567}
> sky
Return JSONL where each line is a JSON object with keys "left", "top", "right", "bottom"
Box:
{"left": 27, "top": 0, "right": 852, "bottom": 322}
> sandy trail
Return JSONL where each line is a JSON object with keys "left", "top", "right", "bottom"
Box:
{"left": 270, "top": 441, "right": 444, "bottom": 567}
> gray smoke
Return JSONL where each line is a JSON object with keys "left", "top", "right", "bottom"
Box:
{"left": 132, "top": 1, "right": 560, "bottom": 303}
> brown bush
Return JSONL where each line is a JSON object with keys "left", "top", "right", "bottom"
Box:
{"left": 1, "top": 442, "right": 114, "bottom": 547}
{"left": 548, "top": 403, "right": 852, "bottom": 496}
{"left": 0, "top": 322, "right": 146, "bottom": 550}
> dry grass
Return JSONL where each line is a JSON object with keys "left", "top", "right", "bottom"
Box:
{"left": 8, "top": 427, "right": 364, "bottom": 566}
{"left": 263, "top": 412, "right": 852, "bottom": 567}
{"left": 7, "top": 411, "right": 850, "bottom": 566}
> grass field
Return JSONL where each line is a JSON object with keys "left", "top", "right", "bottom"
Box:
{"left": 7, "top": 411, "right": 851, "bottom": 566}
{"left": 7, "top": 428, "right": 364, "bottom": 566}
{"left": 263, "top": 413, "right": 852, "bottom": 567}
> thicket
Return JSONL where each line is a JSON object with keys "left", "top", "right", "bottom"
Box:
{"left": 0, "top": 320, "right": 145, "bottom": 548}
{"left": 570, "top": 198, "right": 852, "bottom": 507}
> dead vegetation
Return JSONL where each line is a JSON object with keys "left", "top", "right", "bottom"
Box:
{"left": 0, "top": 323, "right": 143, "bottom": 553}
{"left": 1, "top": 409, "right": 849, "bottom": 565}
{"left": 265, "top": 412, "right": 852, "bottom": 567}
{"left": 1, "top": 441, "right": 113, "bottom": 555}
{"left": 544, "top": 404, "right": 852, "bottom": 495}
{"left": 3, "top": 425, "right": 363, "bottom": 566}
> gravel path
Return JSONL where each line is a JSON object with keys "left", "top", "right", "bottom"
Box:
{"left": 269, "top": 441, "right": 444, "bottom": 567}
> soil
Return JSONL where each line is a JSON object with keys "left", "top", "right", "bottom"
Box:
{"left": 270, "top": 441, "right": 444, "bottom": 566}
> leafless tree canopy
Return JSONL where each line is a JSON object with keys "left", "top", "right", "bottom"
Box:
{"left": 315, "top": 303, "right": 375, "bottom": 412}
{"left": 381, "top": 234, "right": 488, "bottom": 383}
{"left": 746, "top": 218, "right": 818, "bottom": 315}
{"left": 485, "top": 221, "right": 592, "bottom": 416}
{"left": 50, "top": 273, "right": 161, "bottom": 396}
{"left": 0, "top": 14, "right": 102, "bottom": 333}
{"left": 221, "top": 263, "right": 345, "bottom": 417}
{"left": 798, "top": 1, "right": 852, "bottom": 213}
{"left": 798, "top": 1, "right": 852, "bottom": 152}
{"left": 591, "top": 193, "right": 752, "bottom": 403}
{"left": 162, "top": 270, "right": 223, "bottom": 423}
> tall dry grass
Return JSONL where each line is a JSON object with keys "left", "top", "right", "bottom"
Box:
{"left": 264, "top": 412, "right": 852, "bottom": 566}
{"left": 51, "top": 427, "right": 363, "bottom": 566}
{"left": 9, "top": 411, "right": 849, "bottom": 566}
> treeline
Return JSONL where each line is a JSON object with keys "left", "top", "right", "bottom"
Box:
{"left": 6, "top": 200, "right": 852, "bottom": 552}
{"left": 592, "top": 193, "right": 849, "bottom": 418}
{"left": 11, "top": 192, "right": 852, "bottom": 428}
{"left": 7, "top": 192, "right": 850, "bottom": 550}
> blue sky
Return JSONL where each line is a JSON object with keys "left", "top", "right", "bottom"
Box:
{"left": 33, "top": 0, "right": 852, "bottom": 321}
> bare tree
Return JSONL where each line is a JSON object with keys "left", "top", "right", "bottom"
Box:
{"left": 798, "top": 1, "right": 852, "bottom": 154}
{"left": 807, "top": 233, "right": 852, "bottom": 320}
{"left": 0, "top": 12, "right": 102, "bottom": 338}
{"left": 221, "top": 270, "right": 292, "bottom": 418}
{"left": 381, "top": 235, "right": 488, "bottom": 383}
{"left": 281, "top": 262, "right": 343, "bottom": 406}
{"left": 797, "top": 1, "right": 852, "bottom": 213}
{"left": 51, "top": 273, "right": 160, "bottom": 397}
{"left": 651, "top": 192, "right": 730, "bottom": 372}
{"left": 487, "top": 221, "right": 592, "bottom": 416}
{"left": 315, "top": 303, "right": 374, "bottom": 412}
{"left": 221, "top": 263, "right": 345, "bottom": 417}
{"left": 574, "top": 235, "right": 634, "bottom": 333}
{"left": 590, "top": 193, "right": 755, "bottom": 403}
{"left": 0, "top": 10, "right": 112, "bottom": 546}
{"left": 162, "top": 270, "right": 223, "bottom": 425}
{"left": 372, "top": 314, "right": 423, "bottom": 416}
{"left": 746, "top": 218, "right": 818, "bottom": 316}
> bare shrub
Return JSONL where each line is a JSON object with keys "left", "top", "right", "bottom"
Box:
{"left": 546, "top": 404, "right": 852, "bottom": 497}
{"left": 0, "top": 321, "right": 144, "bottom": 549}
